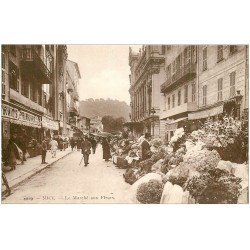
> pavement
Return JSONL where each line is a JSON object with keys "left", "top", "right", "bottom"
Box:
{"left": 2, "top": 148, "right": 73, "bottom": 193}
{"left": 2, "top": 145, "right": 131, "bottom": 204}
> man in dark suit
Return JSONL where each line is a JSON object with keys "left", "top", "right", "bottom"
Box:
{"left": 41, "top": 137, "right": 48, "bottom": 164}
{"left": 141, "top": 133, "right": 151, "bottom": 160}
{"left": 81, "top": 137, "right": 92, "bottom": 166}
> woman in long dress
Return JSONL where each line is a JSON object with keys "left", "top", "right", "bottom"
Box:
{"left": 102, "top": 138, "right": 111, "bottom": 162}
{"left": 5, "top": 135, "right": 19, "bottom": 170}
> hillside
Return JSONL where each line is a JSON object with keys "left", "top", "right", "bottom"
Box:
{"left": 79, "top": 98, "right": 130, "bottom": 121}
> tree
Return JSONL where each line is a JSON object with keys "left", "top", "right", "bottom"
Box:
{"left": 102, "top": 115, "right": 126, "bottom": 133}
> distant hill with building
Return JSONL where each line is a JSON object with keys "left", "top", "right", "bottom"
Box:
{"left": 79, "top": 98, "right": 130, "bottom": 121}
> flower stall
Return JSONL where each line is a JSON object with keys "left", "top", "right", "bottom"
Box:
{"left": 114, "top": 115, "right": 248, "bottom": 204}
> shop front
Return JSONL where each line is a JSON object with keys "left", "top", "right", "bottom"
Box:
{"left": 41, "top": 116, "right": 59, "bottom": 139}
{"left": 2, "top": 102, "right": 42, "bottom": 157}
{"left": 165, "top": 117, "right": 187, "bottom": 142}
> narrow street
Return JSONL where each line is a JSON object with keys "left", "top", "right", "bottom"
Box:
{"left": 3, "top": 145, "right": 130, "bottom": 204}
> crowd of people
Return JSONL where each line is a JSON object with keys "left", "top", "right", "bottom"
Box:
{"left": 2, "top": 133, "right": 70, "bottom": 171}
{"left": 2, "top": 128, "right": 153, "bottom": 173}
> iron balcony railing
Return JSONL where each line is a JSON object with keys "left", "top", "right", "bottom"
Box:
{"left": 20, "top": 47, "right": 53, "bottom": 83}
{"left": 161, "top": 62, "right": 196, "bottom": 93}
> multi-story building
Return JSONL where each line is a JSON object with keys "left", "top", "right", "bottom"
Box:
{"left": 65, "top": 59, "right": 81, "bottom": 137}
{"left": 128, "top": 45, "right": 248, "bottom": 141}
{"left": 55, "top": 45, "right": 68, "bottom": 137}
{"left": 159, "top": 45, "right": 248, "bottom": 141}
{"left": 78, "top": 116, "right": 90, "bottom": 134}
{"left": 160, "top": 45, "right": 198, "bottom": 141}
{"left": 90, "top": 116, "right": 103, "bottom": 133}
{"left": 1, "top": 45, "right": 62, "bottom": 150}
{"left": 188, "top": 45, "right": 248, "bottom": 122}
{"left": 128, "top": 45, "right": 165, "bottom": 138}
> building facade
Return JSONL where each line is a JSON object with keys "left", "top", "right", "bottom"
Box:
{"left": 90, "top": 116, "right": 103, "bottom": 133}
{"left": 128, "top": 44, "right": 248, "bottom": 141}
{"left": 160, "top": 45, "right": 198, "bottom": 141}
{"left": 128, "top": 45, "right": 165, "bottom": 138}
{"left": 1, "top": 45, "right": 61, "bottom": 149}
{"left": 1, "top": 45, "right": 82, "bottom": 153}
{"left": 55, "top": 45, "right": 68, "bottom": 137}
{"left": 78, "top": 116, "right": 90, "bottom": 134}
{"left": 188, "top": 45, "right": 248, "bottom": 122}
{"left": 65, "top": 59, "right": 81, "bottom": 137}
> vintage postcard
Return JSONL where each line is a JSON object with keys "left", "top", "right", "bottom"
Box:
{"left": 1, "top": 45, "right": 248, "bottom": 204}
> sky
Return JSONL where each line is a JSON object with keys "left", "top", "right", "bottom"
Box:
{"left": 67, "top": 45, "right": 141, "bottom": 105}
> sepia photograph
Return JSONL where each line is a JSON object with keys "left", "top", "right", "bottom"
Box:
{"left": 1, "top": 44, "right": 248, "bottom": 204}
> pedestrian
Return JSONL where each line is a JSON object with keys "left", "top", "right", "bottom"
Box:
{"left": 77, "top": 138, "right": 82, "bottom": 151}
{"left": 81, "top": 136, "right": 92, "bottom": 167}
{"left": 141, "top": 133, "right": 151, "bottom": 160}
{"left": 63, "top": 138, "right": 68, "bottom": 150}
{"left": 70, "top": 138, "right": 75, "bottom": 151}
{"left": 102, "top": 137, "right": 111, "bottom": 162}
{"left": 90, "top": 137, "right": 97, "bottom": 154}
{"left": 41, "top": 137, "right": 48, "bottom": 164}
{"left": 5, "top": 134, "right": 19, "bottom": 170}
{"left": 49, "top": 137, "right": 58, "bottom": 158}
{"left": 16, "top": 129, "right": 28, "bottom": 162}
{"left": 58, "top": 136, "right": 64, "bottom": 151}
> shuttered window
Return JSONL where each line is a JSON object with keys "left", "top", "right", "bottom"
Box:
{"left": 202, "top": 47, "right": 207, "bottom": 71}
{"left": 218, "top": 78, "right": 223, "bottom": 101}
{"left": 172, "top": 94, "right": 175, "bottom": 108}
{"left": 217, "top": 45, "right": 223, "bottom": 62}
{"left": 184, "top": 85, "right": 188, "bottom": 103}
{"left": 168, "top": 97, "right": 171, "bottom": 110}
{"left": 202, "top": 85, "right": 207, "bottom": 106}
{"left": 192, "top": 83, "right": 196, "bottom": 102}
{"left": 230, "top": 71, "right": 236, "bottom": 97}
{"left": 178, "top": 90, "right": 181, "bottom": 106}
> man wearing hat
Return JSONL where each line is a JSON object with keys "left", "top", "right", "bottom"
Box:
{"left": 81, "top": 136, "right": 92, "bottom": 166}
{"left": 141, "top": 133, "right": 151, "bottom": 160}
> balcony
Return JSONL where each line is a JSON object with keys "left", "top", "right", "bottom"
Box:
{"left": 10, "top": 88, "right": 44, "bottom": 113}
{"left": 68, "top": 101, "right": 79, "bottom": 117}
{"left": 161, "top": 63, "right": 196, "bottom": 93}
{"left": 160, "top": 102, "right": 198, "bottom": 119}
{"left": 20, "top": 47, "right": 53, "bottom": 84}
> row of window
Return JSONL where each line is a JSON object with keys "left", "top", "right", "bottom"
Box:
{"left": 164, "top": 83, "right": 196, "bottom": 110}
{"left": 202, "top": 71, "right": 236, "bottom": 105}
{"left": 164, "top": 70, "right": 236, "bottom": 109}
{"left": 166, "top": 46, "right": 196, "bottom": 78}
{"left": 1, "top": 56, "right": 49, "bottom": 107}
{"left": 202, "top": 45, "right": 238, "bottom": 71}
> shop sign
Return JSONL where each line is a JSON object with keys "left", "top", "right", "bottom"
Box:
{"left": 42, "top": 116, "right": 59, "bottom": 130}
{"left": 2, "top": 103, "right": 41, "bottom": 128}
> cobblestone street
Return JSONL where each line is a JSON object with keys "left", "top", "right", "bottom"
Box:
{"left": 3, "top": 145, "right": 130, "bottom": 204}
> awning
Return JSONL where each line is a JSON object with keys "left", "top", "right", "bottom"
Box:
{"left": 42, "top": 116, "right": 59, "bottom": 130}
{"left": 165, "top": 117, "right": 187, "bottom": 131}
{"left": 188, "top": 104, "right": 224, "bottom": 120}
{"left": 167, "top": 117, "right": 188, "bottom": 124}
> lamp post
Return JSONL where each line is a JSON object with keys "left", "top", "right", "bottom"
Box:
{"left": 150, "top": 107, "right": 156, "bottom": 137}
{"left": 235, "top": 90, "right": 243, "bottom": 119}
